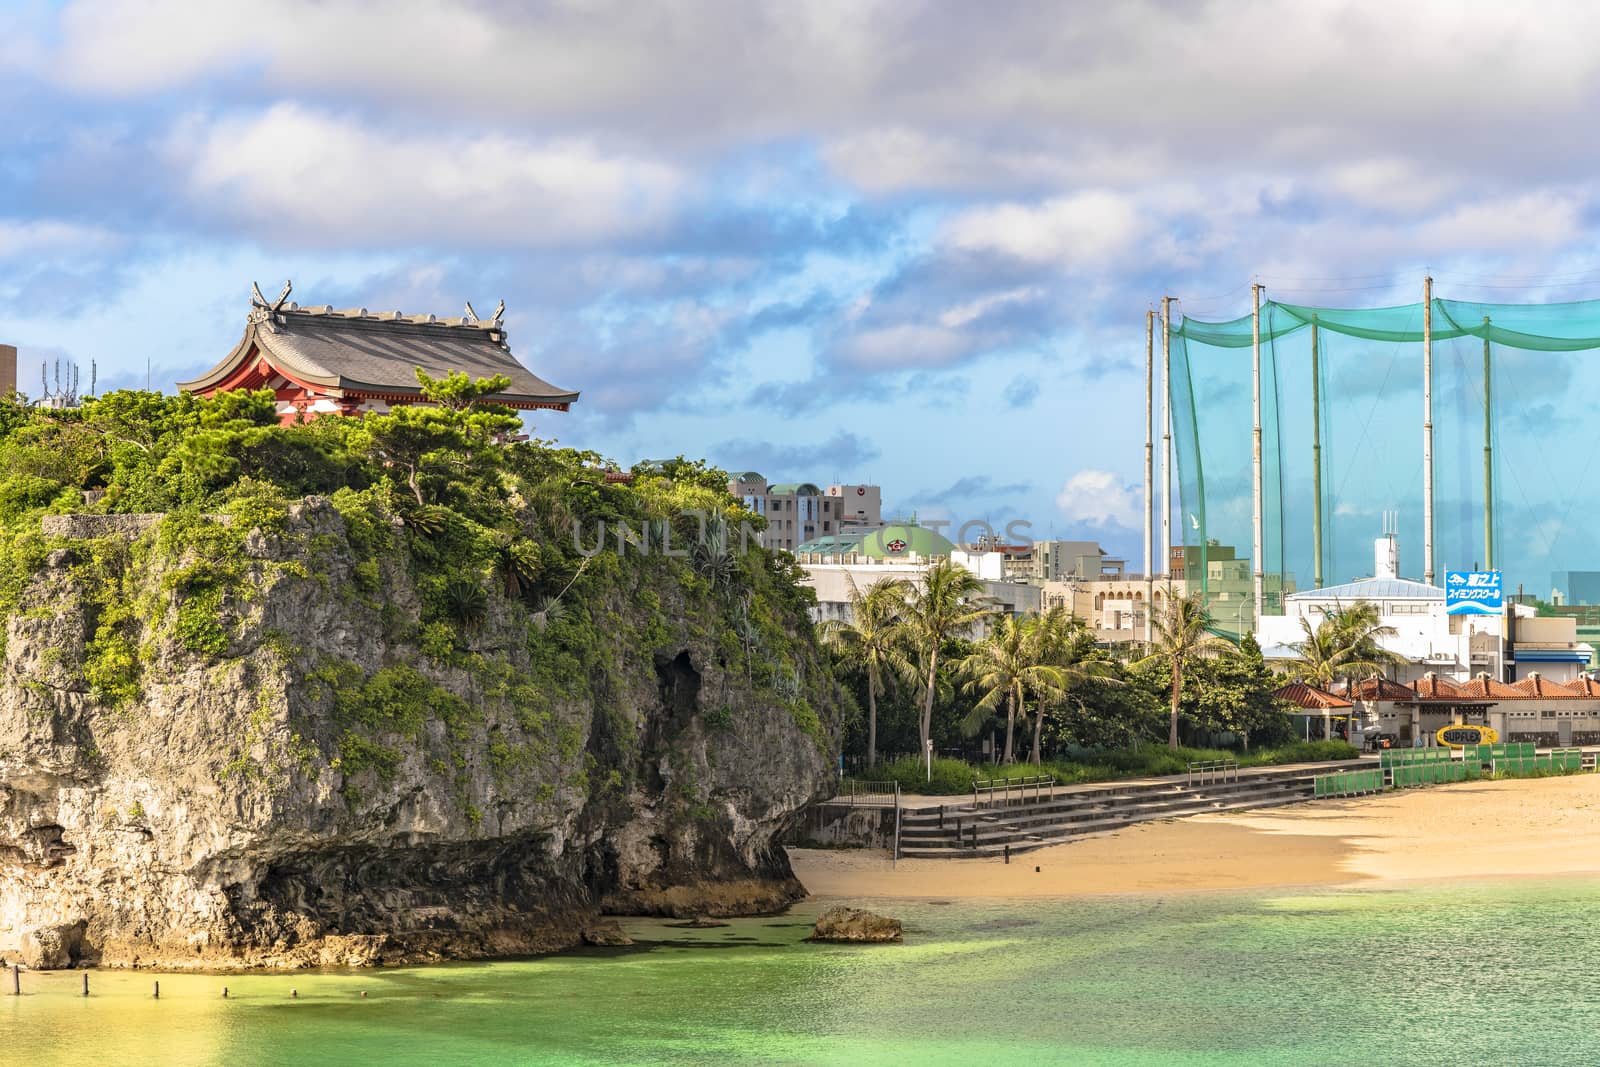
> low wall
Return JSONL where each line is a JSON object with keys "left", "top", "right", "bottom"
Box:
{"left": 787, "top": 802, "right": 898, "bottom": 850}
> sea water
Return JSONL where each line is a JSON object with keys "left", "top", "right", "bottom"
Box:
{"left": 6, "top": 878, "right": 1600, "bottom": 1066}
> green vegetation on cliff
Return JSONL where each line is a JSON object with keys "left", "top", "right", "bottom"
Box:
{"left": 0, "top": 375, "right": 836, "bottom": 806}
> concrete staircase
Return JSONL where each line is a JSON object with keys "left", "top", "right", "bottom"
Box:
{"left": 897, "top": 762, "right": 1367, "bottom": 858}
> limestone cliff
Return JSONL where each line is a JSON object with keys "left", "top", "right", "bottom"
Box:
{"left": 0, "top": 499, "right": 839, "bottom": 969}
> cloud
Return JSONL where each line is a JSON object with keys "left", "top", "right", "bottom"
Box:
{"left": 910, "top": 475, "right": 1033, "bottom": 506}
{"left": 942, "top": 191, "right": 1144, "bottom": 267}
{"left": 710, "top": 430, "right": 880, "bottom": 480}
{"left": 166, "top": 104, "right": 685, "bottom": 248}
{"left": 0, "top": 219, "right": 120, "bottom": 258}
{"left": 1055, "top": 469, "right": 1143, "bottom": 529}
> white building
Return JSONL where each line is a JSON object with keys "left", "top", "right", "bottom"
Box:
{"left": 1256, "top": 532, "right": 1590, "bottom": 686}
{"left": 797, "top": 525, "right": 1041, "bottom": 626}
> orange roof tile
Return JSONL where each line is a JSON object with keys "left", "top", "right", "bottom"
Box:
{"left": 1335, "top": 677, "right": 1416, "bottom": 701}
{"left": 1274, "top": 682, "right": 1353, "bottom": 710}
{"left": 1453, "top": 674, "right": 1523, "bottom": 699}
{"left": 1511, "top": 674, "right": 1582, "bottom": 698}
{"left": 1412, "top": 673, "right": 1466, "bottom": 700}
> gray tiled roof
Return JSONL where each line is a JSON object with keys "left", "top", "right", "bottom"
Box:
{"left": 1286, "top": 577, "right": 1443, "bottom": 601}
{"left": 178, "top": 301, "right": 578, "bottom": 409}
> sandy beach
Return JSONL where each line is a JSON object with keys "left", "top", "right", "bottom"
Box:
{"left": 788, "top": 774, "right": 1600, "bottom": 898}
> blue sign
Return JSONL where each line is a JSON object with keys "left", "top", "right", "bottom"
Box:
{"left": 1445, "top": 570, "right": 1503, "bottom": 615}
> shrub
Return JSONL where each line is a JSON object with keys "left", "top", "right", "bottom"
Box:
{"left": 1263, "top": 740, "right": 1359, "bottom": 764}
{"left": 877, "top": 755, "right": 979, "bottom": 795}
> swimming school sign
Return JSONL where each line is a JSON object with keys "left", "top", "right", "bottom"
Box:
{"left": 1436, "top": 724, "right": 1499, "bottom": 748}
{"left": 1445, "top": 570, "right": 1502, "bottom": 616}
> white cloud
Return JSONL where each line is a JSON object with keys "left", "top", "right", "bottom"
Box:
{"left": 1055, "top": 469, "right": 1142, "bottom": 529}
{"left": 167, "top": 104, "right": 684, "bottom": 247}
{"left": 937, "top": 287, "right": 1042, "bottom": 329}
{"left": 0, "top": 220, "right": 120, "bottom": 258}
{"left": 836, "top": 323, "right": 976, "bottom": 371}
{"left": 1416, "top": 193, "right": 1584, "bottom": 251}
{"left": 941, "top": 191, "right": 1144, "bottom": 267}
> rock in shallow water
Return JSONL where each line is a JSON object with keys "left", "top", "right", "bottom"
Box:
{"left": 580, "top": 921, "right": 634, "bottom": 947}
{"left": 21, "top": 922, "right": 85, "bottom": 969}
{"left": 805, "top": 906, "right": 902, "bottom": 943}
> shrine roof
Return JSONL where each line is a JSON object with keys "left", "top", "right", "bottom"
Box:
{"left": 177, "top": 287, "right": 578, "bottom": 410}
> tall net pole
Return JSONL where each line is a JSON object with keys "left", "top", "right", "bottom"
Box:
{"left": 1161, "top": 296, "right": 1173, "bottom": 593}
{"left": 1251, "top": 284, "right": 1264, "bottom": 627}
{"left": 1423, "top": 275, "right": 1435, "bottom": 586}
{"left": 1311, "top": 317, "right": 1323, "bottom": 589}
{"left": 1483, "top": 316, "right": 1494, "bottom": 571}
{"left": 1144, "top": 309, "right": 1155, "bottom": 644}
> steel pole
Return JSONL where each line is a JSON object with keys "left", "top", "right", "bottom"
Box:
{"left": 1161, "top": 296, "right": 1173, "bottom": 591}
{"left": 1145, "top": 309, "right": 1155, "bottom": 643}
{"left": 1423, "top": 276, "right": 1435, "bottom": 586}
{"left": 1251, "top": 284, "right": 1264, "bottom": 627}
{"left": 1483, "top": 316, "right": 1494, "bottom": 571}
{"left": 1311, "top": 318, "right": 1323, "bottom": 589}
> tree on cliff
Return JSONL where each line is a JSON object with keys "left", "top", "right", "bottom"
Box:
{"left": 901, "top": 559, "right": 992, "bottom": 760}
{"left": 347, "top": 370, "right": 520, "bottom": 506}
{"left": 820, "top": 576, "right": 911, "bottom": 768}
{"left": 1136, "top": 592, "right": 1233, "bottom": 750}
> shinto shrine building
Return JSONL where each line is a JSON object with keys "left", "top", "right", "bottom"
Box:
{"left": 177, "top": 283, "right": 578, "bottom": 424}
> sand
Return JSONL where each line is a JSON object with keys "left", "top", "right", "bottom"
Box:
{"left": 787, "top": 774, "right": 1600, "bottom": 899}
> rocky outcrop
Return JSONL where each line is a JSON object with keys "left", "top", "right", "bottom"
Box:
{"left": 0, "top": 499, "right": 839, "bottom": 969}
{"left": 805, "top": 906, "right": 902, "bottom": 943}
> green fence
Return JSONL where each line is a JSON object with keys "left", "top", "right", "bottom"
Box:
{"left": 1322, "top": 745, "right": 1591, "bottom": 798}
{"left": 1494, "top": 749, "right": 1584, "bottom": 777}
{"left": 1380, "top": 743, "right": 1541, "bottom": 771}
{"left": 1391, "top": 761, "right": 1480, "bottom": 787}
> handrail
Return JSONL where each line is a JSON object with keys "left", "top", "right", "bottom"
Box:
{"left": 1186, "top": 759, "right": 1239, "bottom": 787}
{"left": 840, "top": 778, "right": 898, "bottom": 807}
{"left": 970, "top": 773, "right": 1057, "bottom": 808}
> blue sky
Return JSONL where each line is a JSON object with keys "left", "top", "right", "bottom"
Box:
{"left": 7, "top": 1, "right": 1600, "bottom": 590}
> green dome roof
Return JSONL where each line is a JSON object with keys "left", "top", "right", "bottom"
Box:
{"left": 860, "top": 524, "right": 954, "bottom": 560}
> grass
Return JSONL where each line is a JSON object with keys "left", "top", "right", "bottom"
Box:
{"left": 868, "top": 740, "right": 1361, "bottom": 795}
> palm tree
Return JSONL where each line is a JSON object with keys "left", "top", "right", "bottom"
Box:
{"left": 1289, "top": 600, "right": 1406, "bottom": 689}
{"left": 956, "top": 614, "right": 1049, "bottom": 765}
{"left": 1138, "top": 592, "right": 1233, "bottom": 749}
{"left": 820, "top": 576, "right": 912, "bottom": 768}
{"left": 901, "top": 558, "right": 993, "bottom": 758}
{"left": 1024, "top": 607, "right": 1120, "bottom": 764}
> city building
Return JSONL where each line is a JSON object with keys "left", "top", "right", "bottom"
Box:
{"left": 1295, "top": 674, "right": 1600, "bottom": 748}
{"left": 730, "top": 472, "right": 883, "bottom": 552}
{"left": 1174, "top": 542, "right": 1295, "bottom": 640}
{"left": 1031, "top": 540, "right": 1125, "bottom": 583}
{"left": 178, "top": 285, "right": 578, "bottom": 424}
{"left": 796, "top": 522, "right": 1040, "bottom": 625}
{"left": 1551, "top": 571, "right": 1600, "bottom": 606}
{"left": 1041, "top": 576, "right": 1184, "bottom": 645}
{"left": 0, "top": 344, "right": 15, "bottom": 396}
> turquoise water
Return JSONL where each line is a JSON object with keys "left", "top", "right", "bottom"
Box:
{"left": 7, "top": 879, "right": 1600, "bottom": 1065}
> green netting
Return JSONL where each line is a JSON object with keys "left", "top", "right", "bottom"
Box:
{"left": 1169, "top": 295, "right": 1600, "bottom": 621}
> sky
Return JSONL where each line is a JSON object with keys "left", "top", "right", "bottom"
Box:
{"left": 8, "top": 0, "right": 1600, "bottom": 591}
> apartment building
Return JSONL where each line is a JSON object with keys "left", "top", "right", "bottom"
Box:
{"left": 729, "top": 472, "right": 883, "bottom": 552}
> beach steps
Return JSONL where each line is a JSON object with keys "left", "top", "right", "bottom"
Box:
{"left": 896, "top": 762, "right": 1367, "bottom": 858}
